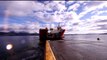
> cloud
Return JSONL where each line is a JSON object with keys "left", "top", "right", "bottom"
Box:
{"left": 65, "top": 1, "right": 107, "bottom": 34}
{"left": 0, "top": 21, "right": 41, "bottom": 33}
{"left": 78, "top": 1, "right": 107, "bottom": 19}
{"left": 40, "top": 1, "right": 67, "bottom": 23}
{"left": 1, "top": 1, "right": 107, "bottom": 34}
{"left": 68, "top": 3, "right": 80, "bottom": 11}
{"left": 26, "top": 21, "right": 40, "bottom": 33}
{"left": 0, "top": 1, "right": 69, "bottom": 23}
{"left": 7, "top": 1, "right": 35, "bottom": 16}
{"left": 66, "top": 1, "right": 74, "bottom": 5}
{"left": 75, "top": 15, "right": 107, "bottom": 34}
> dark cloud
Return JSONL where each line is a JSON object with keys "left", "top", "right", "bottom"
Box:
{"left": 72, "top": 23, "right": 78, "bottom": 26}
{"left": 84, "top": 1, "right": 103, "bottom": 8}
{"left": 97, "top": 25, "right": 107, "bottom": 30}
{"left": 96, "top": 20, "right": 107, "bottom": 23}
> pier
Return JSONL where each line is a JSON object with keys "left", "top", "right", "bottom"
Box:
{"left": 46, "top": 39, "right": 107, "bottom": 60}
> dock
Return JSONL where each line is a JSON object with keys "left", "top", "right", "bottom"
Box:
{"left": 46, "top": 39, "right": 107, "bottom": 60}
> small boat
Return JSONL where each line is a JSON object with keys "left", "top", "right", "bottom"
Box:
{"left": 39, "top": 26, "right": 65, "bottom": 40}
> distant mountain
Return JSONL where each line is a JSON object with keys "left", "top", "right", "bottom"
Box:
{"left": 0, "top": 31, "right": 39, "bottom": 36}
{"left": 98, "top": 33, "right": 107, "bottom": 35}
{"left": 64, "top": 33, "right": 107, "bottom": 35}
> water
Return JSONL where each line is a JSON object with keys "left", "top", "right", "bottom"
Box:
{"left": 0, "top": 36, "right": 41, "bottom": 60}
{"left": 64, "top": 34, "right": 107, "bottom": 41}
{"left": 49, "top": 34, "right": 107, "bottom": 60}
{"left": 0, "top": 36, "right": 39, "bottom": 51}
{"left": 0, "top": 34, "right": 107, "bottom": 60}
{"left": 1, "top": 34, "right": 107, "bottom": 52}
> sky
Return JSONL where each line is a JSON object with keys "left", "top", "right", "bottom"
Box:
{"left": 0, "top": 1, "right": 107, "bottom": 34}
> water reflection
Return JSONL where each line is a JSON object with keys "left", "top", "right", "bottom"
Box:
{"left": 64, "top": 34, "right": 107, "bottom": 41}
{"left": 0, "top": 36, "right": 39, "bottom": 52}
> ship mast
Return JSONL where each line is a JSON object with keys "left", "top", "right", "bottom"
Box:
{"left": 58, "top": 22, "right": 60, "bottom": 27}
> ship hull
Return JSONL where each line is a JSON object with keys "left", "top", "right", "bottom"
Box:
{"left": 47, "top": 29, "right": 65, "bottom": 40}
{"left": 39, "top": 29, "right": 65, "bottom": 40}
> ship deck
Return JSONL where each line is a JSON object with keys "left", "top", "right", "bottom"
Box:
{"left": 46, "top": 39, "right": 107, "bottom": 60}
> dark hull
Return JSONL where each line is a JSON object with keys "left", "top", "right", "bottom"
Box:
{"left": 47, "top": 29, "right": 65, "bottom": 40}
{"left": 39, "top": 29, "right": 65, "bottom": 40}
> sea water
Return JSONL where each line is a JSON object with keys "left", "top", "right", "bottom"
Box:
{"left": 0, "top": 34, "right": 107, "bottom": 60}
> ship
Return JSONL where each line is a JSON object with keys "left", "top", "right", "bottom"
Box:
{"left": 39, "top": 25, "right": 65, "bottom": 40}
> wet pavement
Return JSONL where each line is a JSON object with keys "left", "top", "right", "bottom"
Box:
{"left": 49, "top": 39, "right": 107, "bottom": 60}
